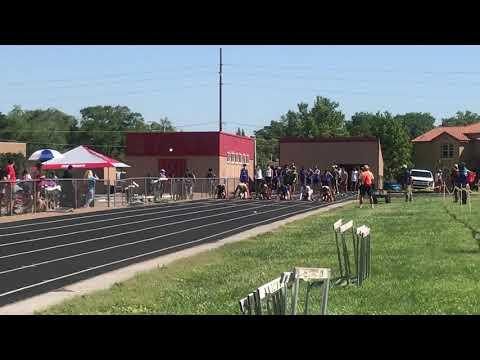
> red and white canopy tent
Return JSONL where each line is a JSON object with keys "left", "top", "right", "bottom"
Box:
{"left": 42, "top": 145, "right": 130, "bottom": 170}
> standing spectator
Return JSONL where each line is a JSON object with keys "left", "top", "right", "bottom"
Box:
{"left": 240, "top": 164, "right": 249, "bottom": 184}
{"left": 451, "top": 164, "right": 460, "bottom": 202}
{"left": 333, "top": 165, "right": 341, "bottom": 194}
{"left": 305, "top": 168, "right": 312, "bottom": 187}
{"left": 265, "top": 165, "right": 273, "bottom": 190}
{"left": 289, "top": 165, "right": 298, "bottom": 198}
{"left": 157, "top": 169, "right": 168, "bottom": 200}
{"left": 63, "top": 165, "right": 73, "bottom": 179}
{"left": 206, "top": 168, "right": 216, "bottom": 197}
{"left": 313, "top": 166, "right": 321, "bottom": 192}
{"left": 61, "top": 165, "right": 74, "bottom": 208}
{"left": 467, "top": 169, "right": 476, "bottom": 191}
{"left": 5, "top": 159, "right": 16, "bottom": 215}
{"left": 351, "top": 168, "right": 359, "bottom": 192}
{"left": 84, "top": 170, "right": 98, "bottom": 208}
{"left": 340, "top": 167, "right": 348, "bottom": 193}
{"left": 299, "top": 167, "right": 306, "bottom": 187}
{"left": 323, "top": 169, "right": 334, "bottom": 195}
{"left": 434, "top": 169, "right": 443, "bottom": 193}
{"left": 458, "top": 162, "right": 470, "bottom": 204}
{"left": 405, "top": 168, "right": 413, "bottom": 202}
{"left": 401, "top": 165, "right": 410, "bottom": 191}
{"left": 255, "top": 165, "right": 263, "bottom": 196}
{"left": 359, "top": 165, "right": 375, "bottom": 209}
{"left": 184, "top": 168, "right": 196, "bottom": 200}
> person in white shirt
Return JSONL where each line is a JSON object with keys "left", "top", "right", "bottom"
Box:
{"left": 351, "top": 168, "right": 359, "bottom": 191}
{"left": 265, "top": 165, "right": 273, "bottom": 184}
{"left": 255, "top": 166, "right": 263, "bottom": 197}
{"left": 300, "top": 184, "right": 314, "bottom": 201}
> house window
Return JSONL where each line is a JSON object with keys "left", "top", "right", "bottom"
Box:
{"left": 441, "top": 143, "right": 454, "bottom": 159}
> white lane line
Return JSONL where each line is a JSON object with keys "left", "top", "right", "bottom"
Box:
{"left": 0, "top": 202, "right": 280, "bottom": 261}
{"left": 0, "top": 201, "right": 325, "bottom": 298}
{"left": 0, "top": 200, "right": 283, "bottom": 248}
{"left": 0, "top": 202, "right": 305, "bottom": 278}
{"left": 0, "top": 201, "right": 227, "bottom": 237}
{"left": 0, "top": 199, "right": 219, "bottom": 231}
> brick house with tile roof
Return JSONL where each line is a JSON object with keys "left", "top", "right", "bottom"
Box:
{"left": 412, "top": 122, "right": 480, "bottom": 173}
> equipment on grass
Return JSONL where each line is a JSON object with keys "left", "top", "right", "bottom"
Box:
{"left": 332, "top": 219, "right": 372, "bottom": 287}
{"left": 239, "top": 267, "right": 330, "bottom": 315}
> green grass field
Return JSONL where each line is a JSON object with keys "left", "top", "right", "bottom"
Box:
{"left": 41, "top": 196, "right": 480, "bottom": 315}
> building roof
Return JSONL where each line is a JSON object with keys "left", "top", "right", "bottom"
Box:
{"left": 279, "top": 136, "right": 378, "bottom": 143}
{"left": 412, "top": 122, "right": 480, "bottom": 142}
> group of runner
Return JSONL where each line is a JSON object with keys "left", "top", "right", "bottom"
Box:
{"left": 234, "top": 163, "right": 299, "bottom": 200}
{"left": 231, "top": 163, "right": 375, "bottom": 206}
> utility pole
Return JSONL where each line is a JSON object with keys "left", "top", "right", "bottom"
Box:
{"left": 219, "top": 47, "right": 223, "bottom": 132}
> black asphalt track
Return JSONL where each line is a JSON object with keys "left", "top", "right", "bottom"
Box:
{"left": 0, "top": 195, "right": 355, "bottom": 306}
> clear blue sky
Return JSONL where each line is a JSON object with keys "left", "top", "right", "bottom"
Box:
{"left": 1, "top": 45, "right": 480, "bottom": 135}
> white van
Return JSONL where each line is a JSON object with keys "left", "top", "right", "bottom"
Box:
{"left": 410, "top": 169, "right": 435, "bottom": 190}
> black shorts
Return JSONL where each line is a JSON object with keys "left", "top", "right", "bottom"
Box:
{"left": 265, "top": 177, "right": 272, "bottom": 185}
{"left": 360, "top": 185, "right": 372, "bottom": 197}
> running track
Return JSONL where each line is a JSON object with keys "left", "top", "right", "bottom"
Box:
{"left": 0, "top": 195, "right": 354, "bottom": 307}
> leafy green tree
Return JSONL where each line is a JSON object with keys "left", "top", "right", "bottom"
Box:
{"left": 77, "top": 105, "right": 147, "bottom": 158}
{"left": 1, "top": 105, "right": 77, "bottom": 155}
{"left": 255, "top": 96, "right": 347, "bottom": 163}
{"left": 394, "top": 112, "right": 436, "bottom": 139}
{"left": 347, "top": 111, "right": 412, "bottom": 180}
{"left": 441, "top": 111, "right": 480, "bottom": 127}
{"left": 149, "top": 117, "right": 176, "bottom": 132}
{"left": 382, "top": 119, "right": 413, "bottom": 180}
{"left": 255, "top": 136, "right": 279, "bottom": 169}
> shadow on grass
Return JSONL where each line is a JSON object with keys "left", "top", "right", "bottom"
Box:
{"left": 443, "top": 204, "right": 480, "bottom": 252}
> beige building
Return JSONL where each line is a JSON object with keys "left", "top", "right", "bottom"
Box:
{"left": 279, "top": 136, "right": 384, "bottom": 188}
{"left": 412, "top": 122, "right": 480, "bottom": 173}
{"left": 0, "top": 141, "right": 27, "bottom": 156}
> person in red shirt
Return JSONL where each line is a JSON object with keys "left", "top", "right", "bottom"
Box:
{"left": 358, "top": 164, "right": 375, "bottom": 209}
{"left": 5, "top": 159, "right": 16, "bottom": 215}
{"left": 467, "top": 170, "right": 476, "bottom": 190}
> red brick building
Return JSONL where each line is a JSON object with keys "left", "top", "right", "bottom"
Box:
{"left": 125, "top": 131, "right": 255, "bottom": 179}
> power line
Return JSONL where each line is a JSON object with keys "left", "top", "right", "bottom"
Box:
{"left": 0, "top": 140, "right": 127, "bottom": 148}
{"left": 4, "top": 65, "right": 217, "bottom": 87}
{"left": 5, "top": 122, "right": 218, "bottom": 133}
{"left": 227, "top": 63, "right": 480, "bottom": 76}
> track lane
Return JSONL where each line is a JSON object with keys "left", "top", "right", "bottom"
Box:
{"left": 0, "top": 196, "right": 354, "bottom": 306}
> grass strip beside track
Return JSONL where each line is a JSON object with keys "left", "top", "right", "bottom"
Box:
{"left": 42, "top": 196, "right": 480, "bottom": 314}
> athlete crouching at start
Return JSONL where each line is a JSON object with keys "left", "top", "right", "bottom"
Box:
{"left": 300, "top": 184, "right": 314, "bottom": 201}
{"left": 234, "top": 182, "right": 249, "bottom": 199}
{"left": 216, "top": 184, "right": 226, "bottom": 199}
{"left": 258, "top": 182, "right": 270, "bottom": 200}
{"left": 279, "top": 184, "right": 290, "bottom": 200}
{"left": 321, "top": 185, "right": 334, "bottom": 202}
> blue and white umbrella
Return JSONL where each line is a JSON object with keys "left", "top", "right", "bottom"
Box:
{"left": 28, "top": 149, "right": 64, "bottom": 162}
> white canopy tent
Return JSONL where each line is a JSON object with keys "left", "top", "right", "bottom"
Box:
{"left": 42, "top": 145, "right": 129, "bottom": 170}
